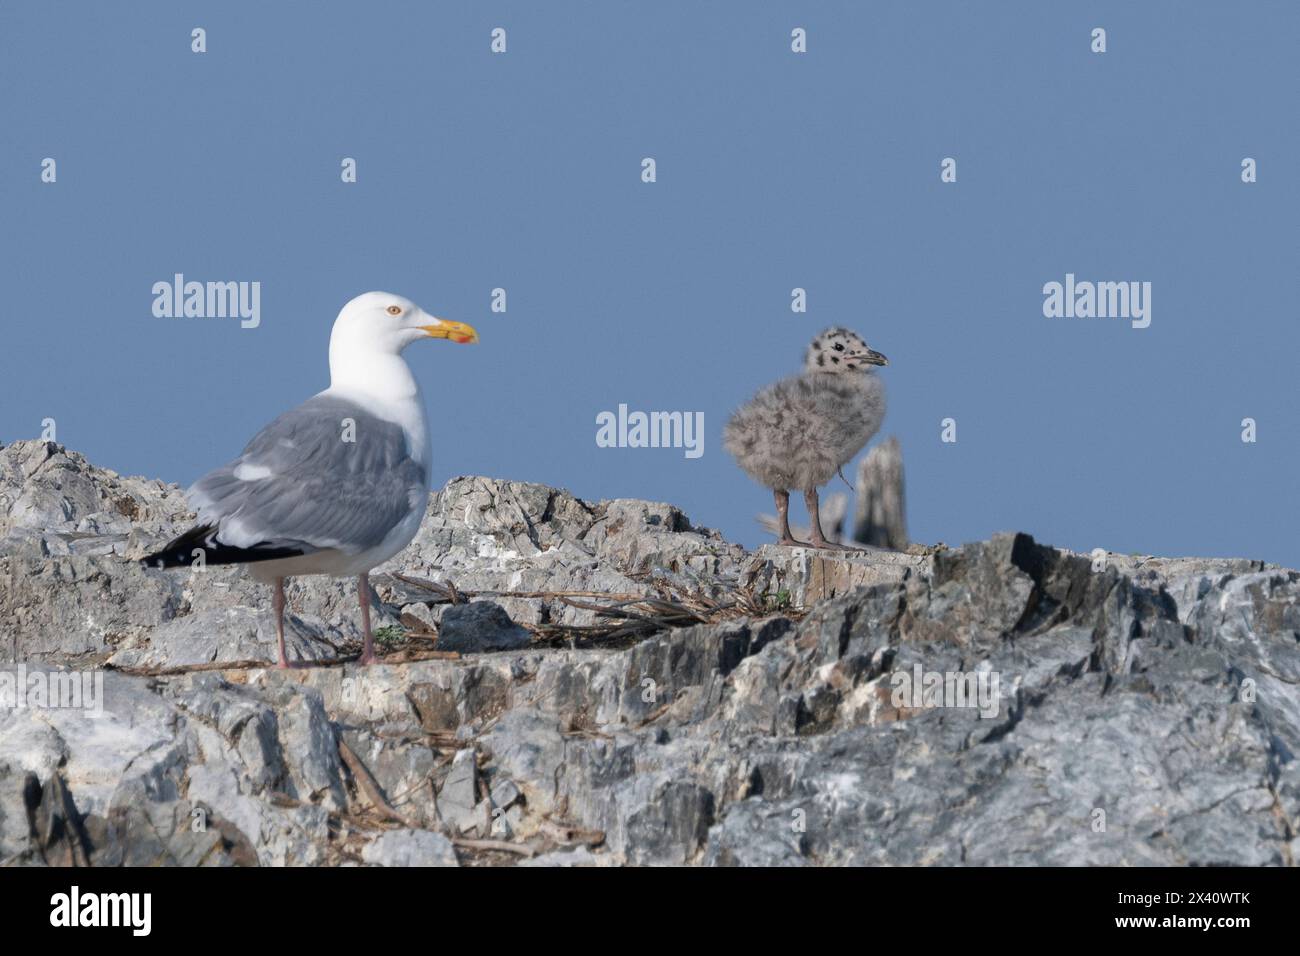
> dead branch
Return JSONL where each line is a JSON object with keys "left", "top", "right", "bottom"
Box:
{"left": 337, "top": 738, "right": 422, "bottom": 830}
{"left": 451, "top": 836, "right": 537, "bottom": 857}
{"left": 108, "top": 658, "right": 314, "bottom": 677}
{"left": 539, "top": 819, "right": 605, "bottom": 847}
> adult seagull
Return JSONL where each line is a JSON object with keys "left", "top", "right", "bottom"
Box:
{"left": 142, "top": 291, "right": 479, "bottom": 667}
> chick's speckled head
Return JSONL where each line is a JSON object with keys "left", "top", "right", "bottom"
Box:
{"left": 805, "top": 327, "right": 888, "bottom": 374}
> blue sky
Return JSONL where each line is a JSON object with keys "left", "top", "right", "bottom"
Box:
{"left": 2, "top": 2, "right": 1297, "bottom": 566}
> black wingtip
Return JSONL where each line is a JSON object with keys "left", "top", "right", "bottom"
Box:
{"left": 140, "top": 524, "right": 307, "bottom": 569}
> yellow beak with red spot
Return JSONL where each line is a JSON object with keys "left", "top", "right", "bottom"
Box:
{"left": 419, "top": 320, "right": 479, "bottom": 345}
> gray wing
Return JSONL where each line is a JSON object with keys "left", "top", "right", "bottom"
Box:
{"left": 188, "top": 394, "right": 429, "bottom": 554}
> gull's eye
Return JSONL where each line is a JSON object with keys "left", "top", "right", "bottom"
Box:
{"left": 386, "top": 305, "right": 402, "bottom": 316}
{"left": 833, "top": 343, "right": 844, "bottom": 351}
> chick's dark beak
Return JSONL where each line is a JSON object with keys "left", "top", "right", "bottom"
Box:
{"left": 860, "top": 349, "right": 888, "bottom": 367}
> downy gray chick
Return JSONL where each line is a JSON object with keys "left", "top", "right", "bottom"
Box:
{"left": 724, "top": 327, "right": 888, "bottom": 549}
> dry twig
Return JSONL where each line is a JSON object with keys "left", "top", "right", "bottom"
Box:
{"left": 337, "top": 738, "right": 422, "bottom": 830}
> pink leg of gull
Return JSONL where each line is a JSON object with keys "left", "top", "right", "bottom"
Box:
{"left": 274, "top": 577, "right": 297, "bottom": 669}
{"left": 356, "top": 572, "right": 378, "bottom": 665}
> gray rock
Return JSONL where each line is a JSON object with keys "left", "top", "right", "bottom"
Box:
{"left": 437, "top": 601, "right": 531, "bottom": 653}
{"left": 438, "top": 748, "right": 481, "bottom": 835}
{"left": 743, "top": 543, "right": 929, "bottom": 610}
{"left": 361, "top": 829, "right": 458, "bottom": 867}
{"left": 490, "top": 778, "right": 522, "bottom": 811}
{"left": 1, "top": 440, "right": 1296, "bottom": 868}
{"left": 519, "top": 846, "right": 604, "bottom": 867}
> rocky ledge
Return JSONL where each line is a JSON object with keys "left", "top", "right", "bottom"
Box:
{"left": 0, "top": 439, "right": 1296, "bottom": 866}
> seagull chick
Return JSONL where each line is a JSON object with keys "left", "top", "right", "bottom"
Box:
{"left": 724, "top": 327, "right": 887, "bottom": 550}
{"left": 142, "top": 291, "right": 479, "bottom": 668}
